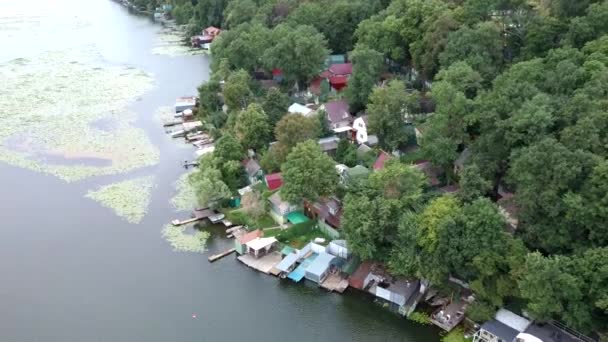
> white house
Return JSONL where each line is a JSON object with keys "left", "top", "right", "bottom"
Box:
{"left": 353, "top": 115, "right": 369, "bottom": 144}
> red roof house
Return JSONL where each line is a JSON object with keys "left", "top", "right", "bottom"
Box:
{"left": 329, "top": 75, "right": 349, "bottom": 91}
{"left": 373, "top": 151, "right": 392, "bottom": 170}
{"left": 265, "top": 172, "right": 283, "bottom": 191}
{"left": 317, "top": 63, "right": 353, "bottom": 91}
{"left": 328, "top": 63, "right": 353, "bottom": 76}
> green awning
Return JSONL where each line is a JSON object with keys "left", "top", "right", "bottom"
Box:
{"left": 281, "top": 246, "right": 295, "bottom": 255}
{"left": 287, "top": 212, "right": 310, "bottom": 225}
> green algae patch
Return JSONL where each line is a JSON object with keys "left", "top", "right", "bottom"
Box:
{"left": 170, "top": 172, "right": 199, "bottom": 212}
{"left": 86, "top": 176, "right": 155, "bottom": 224}
{"left": 152, "top": 27, "right": 208, "bottom": 57}
{"left": 162, "top": 223, "right": 210, "bottom": 253}
{"left": 0, "top": 48, "right": 159, "bottom": 182}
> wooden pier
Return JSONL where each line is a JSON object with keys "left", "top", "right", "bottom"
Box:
{"left": 171, "top": 217, "right": 199, "bottom": 226}
{"left": 208, "top": 248, "right": 236, "bottom": 262}
{"left": 172, "top": 208, "right": 215, "bottom": 226}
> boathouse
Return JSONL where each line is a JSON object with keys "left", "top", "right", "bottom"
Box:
{"left": 235, "top": 229, "right": 263, "bottom": 255}
{"left": 245, "top": 237, "right": 278, "bottom": 258}
{"left": 274, "top": 252, "right": 299, "bottom": 277}
{"left": 305, "top": 252, "right": 336, "bottom": 284}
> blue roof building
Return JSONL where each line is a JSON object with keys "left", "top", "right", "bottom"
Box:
{"left": 305, "top": 252, "right": 336, "bottom": 284}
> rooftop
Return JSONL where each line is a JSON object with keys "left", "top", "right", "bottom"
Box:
{"left": 481, "top": 320, "right": 520, "bottom": 342}
{"left": 244, "top": 159, "right": 261, "bottom": 177}
{"left": 246, "top": 237, "right": 278, "bottom": 251}
{"left": 288, "top": 103, "right": 314, "bottom": 116}
{"left": 523, "top": 323, "right": 586, "bottom": 342}
{"left": 318, "top": 136, "right": 340, "bottom": 152}
{"left": 306, "top": 252, "right": 336, "bottom": 276}
{"left": 265, "top": 172, "right": 283, "bottom": 191}
{"left": 373, "top": 151, "right": 391, "bottom": 170}
{"left": 328, "top": 63, "right": 353, "bottom": 76}
{"left": 495, "top": 308, "right": 531, "bottom": 332}
{"left": 237, "top": 229, "right": 263, "bottom": 244}
{"left": 324, "top": 100, "right": 352, "bottom": 124}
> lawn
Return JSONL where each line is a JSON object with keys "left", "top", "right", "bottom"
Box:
{"left": 276, "top": 221, "right": 332, "bottom": 249}
{"left": 222, "top": 208, "right": 277, "bottom": 230}
{"left": 262, "top": 227, "right": 282, "bottom": 237}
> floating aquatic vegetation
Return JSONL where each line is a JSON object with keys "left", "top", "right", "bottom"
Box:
{"left": 0, "top": 48, "right": 159, "bottom": 181}
{"left": 152, "top": 27, "right": 208, "bottom": 57}
{"left": 162, "top": 223, "right": 209, "bottom": 253}
{"left": 85, "top": 176, "right": 155, "bottom": 224}
{"left": 170, "top": 172, "right": 199, "bottom": 211}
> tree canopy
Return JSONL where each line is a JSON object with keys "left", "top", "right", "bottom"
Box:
{"left": 281, "top": 140, "right": 338, "bottom": 202}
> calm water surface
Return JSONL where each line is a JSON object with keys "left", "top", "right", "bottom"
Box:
{"left": 0, "top": 1, "right": 440, "bottom": 340}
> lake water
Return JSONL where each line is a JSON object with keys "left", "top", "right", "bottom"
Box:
{"left": 0, "top": 0, "right": 441, "bottom": 340}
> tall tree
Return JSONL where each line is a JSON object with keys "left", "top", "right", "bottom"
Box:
{"left": 368, "top": 160, "right": 427, "bottom": 203}
{"left": 346, "top": 45, "right": 384, "bottom": 113}
{"left": 264, "top": 24, "right": 329, "bottom": 86}
{"left": 439, "top": 21, "right": 504, "bottom": 82}
{"left": 223, "top": 0, "right": 257, "bottom": 28}
{"left": 274, "top": 114, "right": 320, "bottom": 152}
{"left": 234, "top": 103, "right": 272, "bottom": 151}
{"left": 281, "top": 140, "right": 338, "bottom": 202}
{"left": 213, "top": 133, "right": 244, "bottom": 162}
{"left": 459, "top": 163, "right": 492, "bottom": 202}
{"left": 335, "top": 139, "right": 358, "bottom": 167}
{"left": 367, "top": 80, "right": 410, "bottom": 150}
{"left": 508, "top": 138, "right": 594, "bottom": 253}
{"left": 190, "top": 156, "right": 231, "bottom": 207}
{"left": 195, "top": 0, "right": 229, "bottom": 28}
{"left": 223, "top": 70, "right": 253, "bottom": 111}
{"left": 211, "top": 22, "right": 271, "bottom": 73}
{"left": 261, "top": 87, "right": 290, "bottom": 127}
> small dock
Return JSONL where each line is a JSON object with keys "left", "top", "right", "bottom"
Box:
{"left": 208, "top": 248, "right": 236, "bottom": 262}
{"left": 172, "top": 208, "right": 215, "bottom": 226}
{"left": 320, "top": 273, "right": 350, "bottom": 293}
{"left": 237, "top": 252, "right": 282, "bottom": 274}
{"left": 171, "top": 217, "right": 199, "bottom": 226}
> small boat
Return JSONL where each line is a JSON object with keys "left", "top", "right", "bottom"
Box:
{"left": 171, "top": 130, "right": 186, "bottom": 138}
{"left": 208, "top": 213, "right": 225, "bottom": 224}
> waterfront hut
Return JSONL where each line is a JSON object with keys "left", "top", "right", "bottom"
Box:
{"left": 327, "top": 240, "right": 349, "bottom": 259}
{"left": 245, "top": 237, "right": 278, "bottom": 258}
{"left": 473, "top": 308, "right": 588, "bottom": 342}
{"left": 275, "top": 252, "right": 299, "bottom": 277}
{"left": 235, "top": 229, "right": 263, "bottom": 255}
{"left": 304, "top": 252, "right": 336, "bottom": 284}
{"left": 348, "top": 261, "right": 374, "bottom": 290}
{"left": 374, "top": 278, "right": 423, "bottom": 316}
{"left": 175, "top": 96, "right": 197, "bottom": 113}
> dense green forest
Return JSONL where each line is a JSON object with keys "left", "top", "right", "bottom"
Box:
{"left": 141, "top": 0, "right": 608, "bottom": 338}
